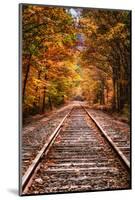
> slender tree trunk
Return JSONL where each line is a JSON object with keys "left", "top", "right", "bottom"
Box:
{"left": 42, "top": 74, "right": 47, "bottom": 113}
{"left": 33, "top": 70, "right": 41, "bottom": 110}
{"left": 23, "top": 54, "right": 31, "bottom": 102}
{"left": 42, "top": 87, "right": 46, "bottom": 113}
{"left": 100, "top": 81, "right": 105, "bottom": 105}
{"left": 112, "top": 78, "right": 116, "bottom": 110}
{"left": 119, "top": 81, "right": 125, "bottom": 111}
{"left": 117, "top": 80, "right": 120, "bottom": 112}
{"left": 48, "top": 95, "right": 53, "bottom": 110}
{"left": 37, "top": 70, "right": 41, "bottom": 111}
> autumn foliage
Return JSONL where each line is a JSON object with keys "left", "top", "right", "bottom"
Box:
{"left": 21, "top": 5, "right": 131, "bottom": 119}
{"left": 80, "top": 10, "right": 131, "bottom": 114}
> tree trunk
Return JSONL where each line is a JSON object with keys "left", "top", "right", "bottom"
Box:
{"left": 42, "top": 87, "right": 46, "bottom": 113}
{"left": 48, "top": 95, "right": 53, "bottom": 110}
{"left": 112, "top": 77, "right": 116, "bottom": 110}
{"left": 119, "top": 82, "right": 125, "bottom": 111}
{"left": 41, "top": 74, "right": 47, "bottom": 113}
{"left": 100, "top": 81, "right": 105, "bottom": 105}
{"left": 117, "top": 80, "right": 120, "bottom": 112}
{"left": 33, "top": 70, "right": 41, "bottom": 110}
{"left": 23, "top": 54, "right": 31, "bottom": 102}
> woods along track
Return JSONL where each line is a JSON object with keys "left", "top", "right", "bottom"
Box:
{"left": 21, "top": 104, "right": 131, "bottom": 195}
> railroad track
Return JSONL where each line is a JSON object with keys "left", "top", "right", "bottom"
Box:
{"left": 21, "top": 108, "right": 71, "bottom": 176}
{"left": 84, "top": 108, "right": 130, "bottom": 162}
{"left": 21, "top": 104, "right": 131, "bottom": 195}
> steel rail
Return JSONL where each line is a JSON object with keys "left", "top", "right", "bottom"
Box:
{"left": 22, "top": 107, "right": 73, "bottom": 193}
{"left": 81, "top": 104, "right": 130, "bottom": 171}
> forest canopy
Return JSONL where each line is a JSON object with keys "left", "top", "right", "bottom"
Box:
{"left": 21, "top": 5, "right": 131, "bottom": 119}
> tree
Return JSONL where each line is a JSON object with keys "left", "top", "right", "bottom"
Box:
{"left": 22, "top": 5, "right": 80, "bottom": 116}
{"left": 80, "top": 9, "right": 131, "bottom": 112}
